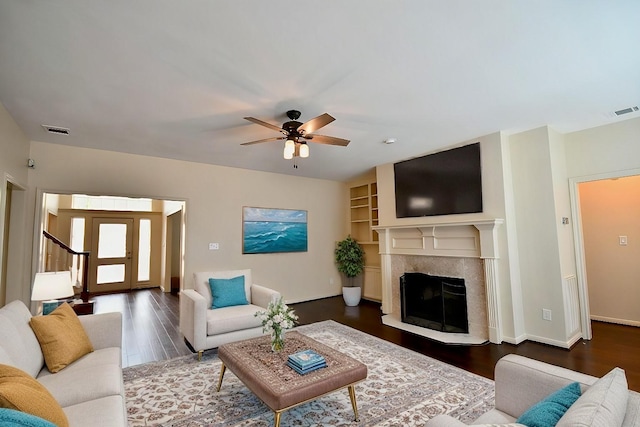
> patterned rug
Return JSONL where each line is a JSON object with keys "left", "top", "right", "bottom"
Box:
{"left": 124, "top": 321, "right": 494, "bottom": 426}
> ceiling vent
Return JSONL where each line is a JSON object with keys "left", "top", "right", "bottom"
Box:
{"left": 42, "top": 125, "right": 70, "bottom": 135}
{"left": 613, "top": 106, "right": 639, "bottom": 116}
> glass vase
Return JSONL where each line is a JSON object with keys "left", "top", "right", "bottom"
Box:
{"left": 271, "top": 329, "right": 285, "bottom": 352}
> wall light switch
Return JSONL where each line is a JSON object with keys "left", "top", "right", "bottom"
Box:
{"left": 208, "top": 242, "right": 219, "bottom": 250}
{"left": 619, "top": 236, "right": 628, "bottom": 246}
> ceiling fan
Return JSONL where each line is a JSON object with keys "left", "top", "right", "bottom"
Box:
{"left": 242, "top": 110, "right": 350, "bottom": 163}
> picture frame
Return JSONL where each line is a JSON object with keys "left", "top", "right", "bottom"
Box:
{"left": 242, "top": 207, "right": 308, "bottom": 254}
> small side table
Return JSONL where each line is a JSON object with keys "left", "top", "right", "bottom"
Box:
{"left": 70, "top": 300, "right": 95, "bottom": 315}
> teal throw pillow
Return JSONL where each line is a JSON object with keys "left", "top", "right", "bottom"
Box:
{"left": 209, "top": 276, "right": 248, "bottom": 309}
{"left": 0, "top": 409, "right": 57, "bottom": 427}
{"left": 516, "top": 382, "right": 581, "bottom": 427}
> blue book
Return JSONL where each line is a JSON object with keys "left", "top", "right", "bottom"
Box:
{"left": 287, "top": 360, "right": 327, "bottom": 375}
{"left": 288, "top": 358, "right": 326, "bottom": 371}
{"left": 287, "top": 349, "right": 325, "bottom": 369}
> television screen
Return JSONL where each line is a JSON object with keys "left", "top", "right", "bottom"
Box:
{"left": 394, "top": 142, "right": 482, "bottom": 218}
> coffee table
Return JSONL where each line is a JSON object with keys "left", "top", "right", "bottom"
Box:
{"left": 217, "top": 330, "right": 368, "bottom": 426}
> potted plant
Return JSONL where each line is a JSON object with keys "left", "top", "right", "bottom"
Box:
{"left": 335, "top": 235, "right": 365, "bottom": 306}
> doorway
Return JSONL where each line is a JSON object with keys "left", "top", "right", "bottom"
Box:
{"left": 1, "top": 179, "right": 27, "bottom": 306}
{"left": 570, "top": 169, "right": 640, "bottom": 340}
{"left": 37, "top": 192, "right": 186, "bottom": 297}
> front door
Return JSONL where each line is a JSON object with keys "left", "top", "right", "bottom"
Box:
{"left": 89, "top": 218, "right": 134, "bottom": 293}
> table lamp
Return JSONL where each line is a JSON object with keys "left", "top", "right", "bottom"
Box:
{"left": 31, "top": 271, "right": 75, "bottom": 315}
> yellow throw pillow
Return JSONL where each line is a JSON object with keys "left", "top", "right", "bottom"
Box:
{"left": 0, "top": 364, "right": 69, "bottom": 427}
{"left": 29, "top": 302, "right": 94, "bottom": 373}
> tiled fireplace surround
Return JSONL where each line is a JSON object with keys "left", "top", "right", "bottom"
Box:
{"left": 374, "top": 219, "right": 503, "bottom": 345}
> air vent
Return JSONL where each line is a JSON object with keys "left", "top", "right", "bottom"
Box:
{"left": 613, "top": 106, "right": 639, "bottom": 116}
{"left": 42, "top": 125, "right": 70, "bottom": 135}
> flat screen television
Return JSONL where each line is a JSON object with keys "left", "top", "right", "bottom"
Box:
{"left": 394, "top": 142, "right": 482, "bottom": 218}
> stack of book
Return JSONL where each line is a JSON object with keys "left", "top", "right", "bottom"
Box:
{"left": 287, "top": 349, "right": 327, "bottom": 375}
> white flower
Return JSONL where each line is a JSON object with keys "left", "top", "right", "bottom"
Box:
{"left": 254, "top": 297, "right": 298, "bottom": 335}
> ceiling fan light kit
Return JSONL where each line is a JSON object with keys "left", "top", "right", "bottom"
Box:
{"left": 283, "top": 139, "right": 295, "bottom": 159}
{"left": 243, "top": 109, "right": 349, "bottom": 166}
{"left": 299, "top": 143, "right": 309, "bottom": 158}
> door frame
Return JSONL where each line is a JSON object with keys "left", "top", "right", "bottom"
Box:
{"left": 89, "top": 217, "right": 135, "bottom": 293}
{"left": 32, "top": 189, "right": 187, "bottom": 298}
{"left": 0, "top": 174, "right": 28, "bottom": 306}
{"left": 569, "top": 166, "right": 640, "bottom": 341}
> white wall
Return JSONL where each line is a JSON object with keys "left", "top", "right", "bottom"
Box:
{"left": 0, "top": 103, "right": 31, "bottom": 305}
{"left": 0, "top": 103, "right": 30, "bottom": 184}
{"left": 26, "top": 141, "right": 348, "bottom": 304}
{"left": 375, "top": 133, "right": 521, "bottom": 342}
{"left": 565, "top": 117, "right": 640, "bottom": 179}
{"left": 508, "top": 126, "right": 571, "bottom": 345}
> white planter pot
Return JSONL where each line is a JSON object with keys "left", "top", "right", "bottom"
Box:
{"left": 342, "top": 286, "right": 362, "bottom": 306}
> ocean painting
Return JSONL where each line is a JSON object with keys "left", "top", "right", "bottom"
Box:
{"left": 243, "top": 207, "right": 308, "bottom": 254}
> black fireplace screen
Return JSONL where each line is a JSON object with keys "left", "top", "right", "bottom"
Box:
{"left": 400, "top": 272, "right": 469, "bottom": 334}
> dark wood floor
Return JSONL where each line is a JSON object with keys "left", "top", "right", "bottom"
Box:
{"left": 94, "top": 288, "right": 640, "bottom": 392}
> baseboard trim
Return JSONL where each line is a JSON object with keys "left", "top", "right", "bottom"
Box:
{"left": 591, "top": 315, "right": 640, "bottom": 327}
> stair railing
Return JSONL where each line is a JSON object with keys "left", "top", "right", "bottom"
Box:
{"left": 43, "top": 230, "right": 91, "bottom": 302}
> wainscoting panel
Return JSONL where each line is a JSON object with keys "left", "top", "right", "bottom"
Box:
{"left": 562, "top": 275, "right": 581, "bottom": 337}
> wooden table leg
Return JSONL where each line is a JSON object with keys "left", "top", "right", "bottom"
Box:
{"left": 348, "top": 385, "right": 360, "bottom": 421}
{"left": 216, "top": 363, "right": 226, "bottom": 392}
{"left": 274, "top": 411, "right": 281, "bottom": 427}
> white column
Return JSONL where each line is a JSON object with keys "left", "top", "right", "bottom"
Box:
{"left": 376, "top": 228, "right": 394, "bottom": 314}
{"left": 483, "top": 257, "right": 502, "bottom": 344}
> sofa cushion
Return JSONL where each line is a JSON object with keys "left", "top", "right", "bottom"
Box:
{"left": 0, "top": 408, "right": 57, "bottom": 427}
{"left": 194, "top": 270, "right": 252, "bottom": 308}
{"left": 29, "top": 303, "right": 94, "bottom": 373}
{"left": 206, "top": 304, "right": 263, "bottom": 336}
{"left": 557, "top": 367, "right": 628, "bottom": 427}
{"left": 0, "top": 364, "right": 68, "bottom": 427}
{"left": 63, "top": 394, "right": 127, "bottom": 427}
{"left": 37, "top": 362, "right": 123, "bottom": 408}
{"left": 209, "top": 276, "right": 249, "bottom": 308}
{"left": 516, "top": 382, "right": 581, "bottom": 427}
{"left": 0, "top": 301, "right": 45, "bottom": 378}
{"left": 37, "top": 347, "right": 121, "bottom": 380}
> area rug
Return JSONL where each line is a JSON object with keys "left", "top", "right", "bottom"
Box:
{"left": 124, "top": 320, "right": 494, "bottom": 426}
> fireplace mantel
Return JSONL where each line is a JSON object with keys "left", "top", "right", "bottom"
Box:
{"left": 372, "top": 218, "right": 503, "bottom": 259}
{"left": 372, "top": 218, "right": 505, "bottom": 344}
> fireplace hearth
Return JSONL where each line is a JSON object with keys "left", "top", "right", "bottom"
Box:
{"left": 400, "top": 272, "right": 469, "bottom": 334}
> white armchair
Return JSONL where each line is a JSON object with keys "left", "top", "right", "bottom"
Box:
{"left": 179, "top": 269, "right": 281, "bottom": 359}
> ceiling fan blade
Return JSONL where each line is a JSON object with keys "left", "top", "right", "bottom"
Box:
{"left": 297, "top": 113, "right": 335, "bottom": 135}
{"left": 244, "top": 117, "right": 285, "bottom": 133}
{"left": 306, "top": 134, "right": 350, "bottom": 146}
{"left": 240, "top": 136, "right": 285, "bottom": 146}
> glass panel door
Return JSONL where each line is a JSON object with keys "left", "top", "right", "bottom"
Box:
{"left": 90, "top": 218, "right": 133, "bottom": 293}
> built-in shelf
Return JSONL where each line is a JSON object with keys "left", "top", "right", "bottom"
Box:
{"left": 348, "top": 181, "right": 381, "bottom": 301}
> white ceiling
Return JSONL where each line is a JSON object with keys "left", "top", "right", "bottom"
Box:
{"left": 1, "top": 1, "right": 639, "bottom": 182}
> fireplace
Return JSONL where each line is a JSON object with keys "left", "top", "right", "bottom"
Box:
{"left": 400, "top": 272, "right": 469, "bottom": 334}
{"left": 375, "top": 219, "right": 502, "bottom": 344}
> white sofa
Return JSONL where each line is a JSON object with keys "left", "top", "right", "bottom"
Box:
{"left": 0, "top": 299, "right": 126, "bottom": 426}
{"left": 427, "top": 354, "right": 640, "bottom": 427}
{"left": 179, "top": 269, "right": 281, "bottom": 358}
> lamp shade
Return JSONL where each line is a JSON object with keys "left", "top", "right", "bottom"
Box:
{"left": 31, "top": 271, "right": 74, "bottom": 301}
{"left": 299, "top": 143, "right": 309, "bottom": 158}
{"left": 283, "top": 139, "right": 295, "bottom": 159}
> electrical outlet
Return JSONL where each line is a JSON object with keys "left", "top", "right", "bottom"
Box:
{"left": 542, "top": 309, "right": 552, "bottom": 321}
{"left": 208, "top": 242, "right": 219, "bottom": 250}
{"left": 329, "top": 278, "right": 334, "bottom": 285}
